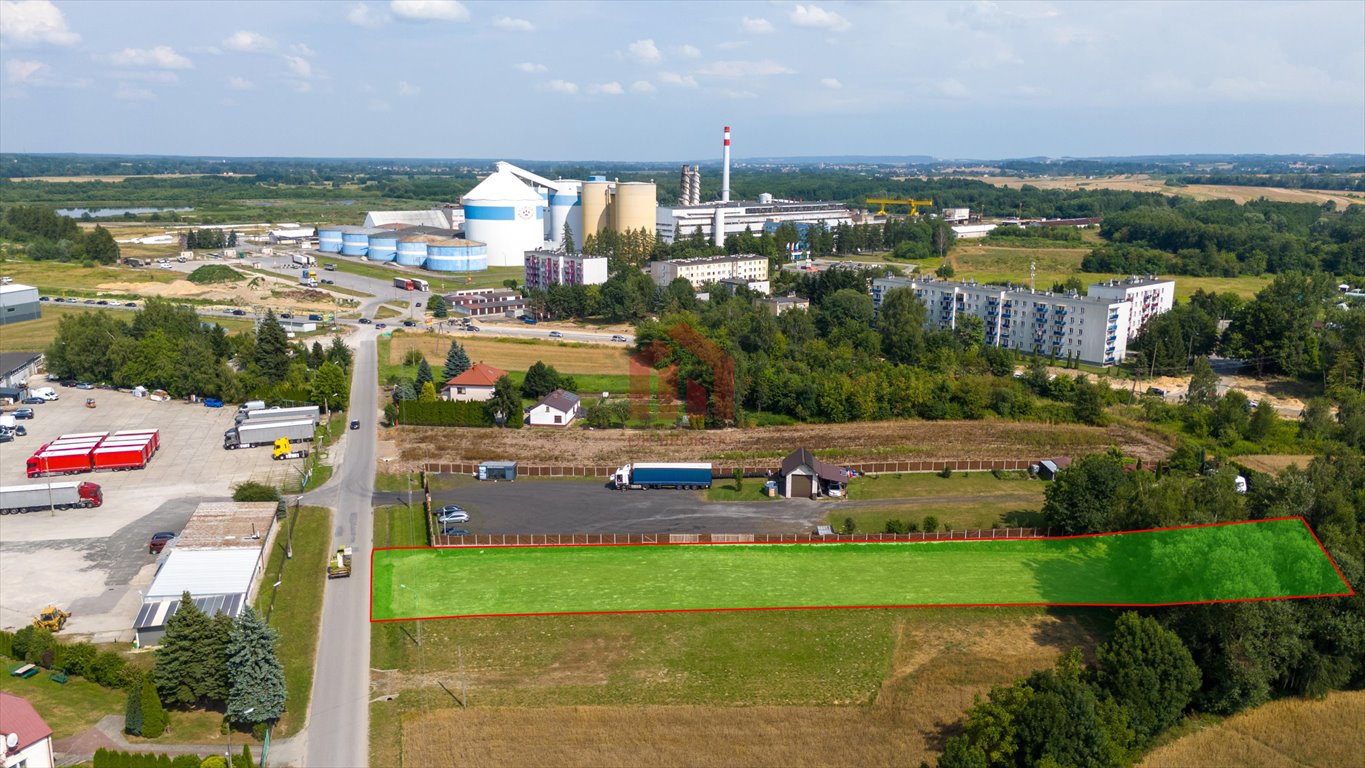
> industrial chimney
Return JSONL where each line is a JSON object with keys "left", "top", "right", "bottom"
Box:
{"left": 690, "top": 165, "right": 701, "bottom": 205}
{"left": 679, "top": 164, "right": 690, "bottom": 205}
{"left": 721, "top": 125, "right": 731, "bottom": 204}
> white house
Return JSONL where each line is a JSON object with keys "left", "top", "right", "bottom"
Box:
{"left": 441, "top": 362, "right": 506, "bottom": 402}
{"left": 779, "top": 447, "right": 850, "bottom": 498}
{"left": 0, "top": 692, "right": 55, "bottom": 768}
{"left": 527, "top": 389, "right": 580, "bottom": 427}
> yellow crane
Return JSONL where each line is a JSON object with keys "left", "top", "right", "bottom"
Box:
{"left": 866, "top": 198, "right": 935, "bottom": 216}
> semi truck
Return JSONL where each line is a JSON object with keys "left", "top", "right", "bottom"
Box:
{"left": 611, "top": 462, "right": 714, "bottom": 490}
{"left": 0, "top": 481, "right": 103, "bottom": 514}
{"left": 224, "top": 418, "right": 315, "bottom": 450}
{"left": 272, "top": 437, "right": 309, "bottom": 460}
{"left": 27, "top": 448, "right": 95, "bottom": 477}
{"left": 293, "top": 253, "right": 316, "bottom": 267}
{"left": 393, "top": 277, "right": 430, "bottom": 292}
{"left": 235, "top": 405, "right": 321, "bottom": 424}
{"left": 300, "top": 268, "right": 318, "bottom": 287}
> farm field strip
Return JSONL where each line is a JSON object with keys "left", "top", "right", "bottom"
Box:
{"left": 372, "top": 518, "right": 1350, "bottom": 620}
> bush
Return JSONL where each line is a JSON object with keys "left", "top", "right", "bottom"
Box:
{"left": 840, "top": 517, "right": 855, "bottom": 535}
{"left": 96, "top": 749, "right": 203, "bottom": 768}
{"left": 0, "top": 629, "right": 12, "bottom": 658}
{"left": 402, "top": 348, "right": 425, "bottom": 367}
{"left": 232, "top": 481, "right": 281, "bottom": 503}
{"left": 11, "top": 626, "right": 33, "bottom": 659}
{"left": 396, "top": 400, "right": 494, "bottom": 427}
{"left": 884, "top": 519, "right": 909, "bottom": 534}
{"left": 141, "top": 678, "right": 169, "bottom": 737}
{"left": 173, "top": 757, "right": 203, "bottom": 768}
{"left": 125, "top": 678, "right": 145, "bottom": 736}
{"left": 922, "top": 515, "right": 940, "bottom": 532}
{"left": 939, "top": 465, "right": 953, "bottom": 478}
{"left": 186, "top": 265, "right": 242, "bottom": 284}
{"left": 90, "top": 650, "right": 133, "bottom": 688}
{"left": 201, "top": 758, "right": 229, "bottom": 768}
{"left": 24, "top": 627, "right": 56, "bottom": 667}
{"left": 58, "top": 641, "right": 97, "bottom": 677}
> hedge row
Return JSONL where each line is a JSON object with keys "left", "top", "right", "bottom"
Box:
{"left": 397, "top": 400, "right": 494, "bottom": 427}
{"left": 0, "top": 628, "right": 134, "bottom": 689}
{"left": 93, "top": 749, "right": 203, "bottom": 768}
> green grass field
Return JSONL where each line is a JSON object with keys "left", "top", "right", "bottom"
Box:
{"left": 373, "top": 519, "right": 1347, "bottom": 619}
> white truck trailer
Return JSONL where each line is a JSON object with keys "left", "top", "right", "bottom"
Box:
{"left": 1, "top": 481, "right": 104, "bottom": 514}
{"left": 223, "top": 419, "right": 316, "bottom": 450}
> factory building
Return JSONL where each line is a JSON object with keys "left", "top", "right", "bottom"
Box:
{"left": 317, "top": 224, "right": 487, "bottom": 272}
{"left": 659, "top": 199, "right": 855, "bottom": 246}
{"left": 871, "top": 277, "right": 1158, "bottom": 366}
{"left": 650, "top": 254, "right": 769, "bottom": 292}
{"left": 365, "top": 207, "right": 463, "bottom": 229}
{"left": 523, "top": 250, "right": 609, "bottom": 291}
{"left": 1086, "top": 276, "right": 1176, "bottom": 341}
{"left": 0, "top": 283, "right": 41, "bottom": 326}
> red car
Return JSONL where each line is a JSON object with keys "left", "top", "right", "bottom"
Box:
{"left": 148, "top": 532, "right": 177, "bottom": 554}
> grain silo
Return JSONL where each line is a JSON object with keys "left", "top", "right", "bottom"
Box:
{"left": 461, "top": 169, "right": 546, "bottom": 267}
{"left": 317, "top": 226, "right": 344, "bottom": 253}
{"left": 340, "top": 226, "right": 381, "bottom": 257}
{"left": 425, "top": 239, "right": 489, "bottom": 272}
{"left": 612, "top": 182, "right": 656, "bottom": 235}
{"left": 395, "top": 235, "right": 433, "bottom": 267}
{"left": 547, "top": 180, "right": 582, "bottom": 250}
{"left": 579, "top": 177, "right": 611, "bottom": 240}
{"left": 366, "top": 231, "right": 399, "bottom": 262}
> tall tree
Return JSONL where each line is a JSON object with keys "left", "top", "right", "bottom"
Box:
{"left": 326, "top": 336, "right": 353, "bottom": 372}
{"left": 1091, "top": 612, "right": 1200, "bottom": 745}
{"left": 254, "top": 311, "right": 291, "bottom": 384}
{"left": 225, "top": 606, "right": 286, "bottom": 724}
{"left": 878, "top": 287, "right": 927, "bottom": 365}
{"left": 84, "top": 225, "right": 120, "bottom": 263}
{"left": 153, "top": 593, "right": 227, "bottom": 709}
{"left": 487, "top": 375, "right": 521, "bottom": 427}
{"left": 418, "top": 381, "right": 438, "bottom": 402}
{"left": 428, "top": 294, "right": 449, "bottom": 319}
{"left": 442, "top": 340, "right": 471, "bottom": 381}
{"left": 310, "top": 361, "right": 347, "bottom": 413}
{"left": 562, "top": 221, "right": 576, "bottom": 254}
{"left": 308, "top": 341, "right": 325, "bottom": 370}
{"left": 521, "top": 360, "right": 561, "bottom": 400}
{"left": 415, "top": 359, "right": 434, "bottom": 391}
{"left": 1186, "top": 355, "right": 1219, "bottom": 407}
{"left": 1041, "top": 451, "right": 1127, "bottom": 534}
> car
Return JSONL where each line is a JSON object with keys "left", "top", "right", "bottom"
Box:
{"left": 611, "top": 335, "right": 628, "bottom": 342}
{"left": 148, "top": 531, "right": 177, "bottom": 555}
{"left": 0, "top": 431, "right": 11, "bottom": 444}
{"left": 466, "top": 324, "right": 480, "bottom": 332}
{"left": 375, "top": 322, "right": 387, "bottom": 329}
{"left": 125, "top": 302, "right": 137, "bottom": 308}
{"left": 441, "top": 527, "right": 470, "bottom": 537}
{"left": 436, "top": 504, "right": 465, "bottom": 515}
{"left": 308, "top": 314, "right": 323, "bottom": 321}
{"left": 321, "top": 278, "right": 334, "bottom": 285}
{"left": 324, "top": 263, "right": 337, "bottom": 271}
{"left": 402, "top": 320, "right": 416, "bottom": 327}
{"left": 75, "top": 382, "right": 94, "bottom": 390}
{"left": 11, "top": 425, "right": 26, "bottom": 437}
{"left": 38, "top": 296, "right": 49, "bottom": 302}
{"left": 13, "top": 408, "right": 34, "bottom": 419}
{"left": 279, "top": 312, "right": 293, "bottom": 319}
{"left": 437, "top": 510, "right": 470, "bottom": 524}
{"left": 521, "top": 316, "right": 537, "bottom": 324}
{"left": 159, "top": 262, "right": 174, "bottom": 269}
{"left": 232, "top": 309, "right": 246, "bottom": 316}
{"left": 349, "top": 419, "right": 360, "bottom": 430}
{"left": 203, "top": 398, "right": 224, "bottom": 408}
{"left": 96, "top": 300, "right": 109, "bottom": 305}
{"left": 358, "top": 318, "right": 372, "bottom": 325}
{"left": 1146, "top": 387, "right": 1167, "bottom": 398}
{"left": 59, "top": 380, "right": 77, "bottom": 387}
{"left": 83, "top": 299, "right": 97, "bottom": 304}
{"left": 20, "top": 397, "right": 45, "bottom": 405}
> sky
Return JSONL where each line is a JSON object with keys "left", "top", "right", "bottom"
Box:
{"left": 1, "top": 0, "right": 1362, "bottom": 162}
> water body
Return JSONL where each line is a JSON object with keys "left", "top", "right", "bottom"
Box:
{"left": 56, "top": 207, "right": 193, "bottom": 218}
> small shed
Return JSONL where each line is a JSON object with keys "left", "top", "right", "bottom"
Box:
{"left": 478, "top": 460, "right": 517, "bottom": 481}
{"left": 779, "top": 447, "right": 850, "bottom": 499}
{"left": 1036, "top": 456, "right": 1073, "bottom": 481}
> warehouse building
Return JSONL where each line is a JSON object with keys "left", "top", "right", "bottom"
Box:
{"left": 0, "top": 283, "right": 40, "bottom": 326}
{"left": 657, "top": 198, "right": 854, "bottom": 246}
{"left": 365, "top": 207, "right": 463, "bottom": 229}
{"left": 650, "top": 254, "right": 769, "bottom": 291}
{"left": 523, "top": 250, "right": 609, "bottom": 291}
{"left": 1086, "top": 276, "right": 1176, "bottom": 341}
{"left": 444, "top": 288, "right": 526, "bottom": 318}
{"left": 0, "top": 351, "right": 42, "bottom": 389}
{"left": 871, "top": 277, "right": 1153, "bottom": 366}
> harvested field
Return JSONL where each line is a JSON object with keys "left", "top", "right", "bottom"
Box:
{"left": 382, "top": 609, "right": 1107, "bottom": 768}
{"left": 979, "top": 174, "right": 1365, "bottom": 209}
{"left": 1232, "top": 455, "right": 1318, "bottom": 474}
{"left": 391, "top": 419, "right": 1174, "bottom": 469}
{"left": 386, "top": 331, "right": 629, "bottom": 375}
{"left": 1140, "top": 691, "right": 1365, "bottom": 768}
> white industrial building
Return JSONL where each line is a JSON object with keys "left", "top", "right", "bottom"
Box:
{"left": 365, "top": 207, "right": 463, "bottom": 229}
{"left": 650, "top": 254, "right": 769, "bottom": 292}
{"left": 656, "top": 198, "right": 855, "bottom": 246}
{"left": 523, "top": 249, "right": 609, "bottom": 291}
{"left": 871, "top": 276, "right": 1168, "bottom": 366}
{"left": 0, "top": 283, "right": 40, "bottom": 326}
{"left": 1086, "top": 276, "right": 1176, "bottom": 340}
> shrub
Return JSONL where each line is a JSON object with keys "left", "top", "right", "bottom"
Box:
{"left": 201, "top": 758, "right": 229, "bottom": 768}
{"left": 840, "top": 517, "right": 855, "bottom": 535}
{"left": 125, "top": 678, "right": 145, "bottom": 736}
{"left": 396, "top": 400, "right": 494, "bottom": 427}
{"left": 24, "top": 627, "right": 56, "bottom": 667}
{"left": 884, "top": 519, "right": 909, "bottom": 535}
{"left": 186, "top": 265, "right": 242, "bottom": 284}
{"left": 0, "top": 629, "right": 12, "bottom": 658}
{"left": 402, "top": 348, "right": 425, "bottom": 367}
{"left": 141, "top": 678, "right": 169, "bottom": 737}
{"left": 733, "top": 468, "right": 744, "bottom": 491}
{"left": 173, "top": 756, "right": 203, "bottom": 768}
{"left": 939, "top": 465, "right": 953, "bottom": 478}
{"left": 90, "top": 650, "right": 132, "bottom": 688}
{"left": 59, "top": 641, "right": 97, "bottom": 677}
{"left": 922, "top": 515, "right": 940, "bottom": 532}
{"left": 232, "top": 482, "right": 281, "bottom": 503}
{"left": 11, "top": 626, "right": 34, "bottom": 659}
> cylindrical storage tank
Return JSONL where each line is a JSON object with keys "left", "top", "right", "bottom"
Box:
{"left": 317, "top": 226, "right": 343, "bottom": 253}
{"left": 424, "top": 239, "right": 488, "bottom": 272}
{"left": 757, "top": 192, "right": 774, "bottom": 205}
{"left": 340, "top": 226, "right": 372, "bottom": 257}
{"left": 461, "top": 170, "right": 546, "bottom": 267}
{"left": 579, "top": 180, "right": 610, "bottom": 240}
{"left": 395, "top": 236, "right": 430, "bottom": 267}
{"left": 366, "top": 232, "right": 398, "bottom": 262}
{"left": 612, "top": 182, "right": 656, "bottom": 235}
{"left": 548, "top": 181, "right": 581, "bottom": 249}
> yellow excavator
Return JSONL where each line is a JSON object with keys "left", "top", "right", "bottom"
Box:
{"left": 34, "top": 605, "right": 71, "bottom": 632}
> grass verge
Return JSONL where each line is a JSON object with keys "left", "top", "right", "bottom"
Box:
{"left": 706, "top": 481, "right": 780, "bottom": 502}
{"left": 846, "top": 471, "right": 1040, "bottom": 501}
{"left": 0, "top": 671, "right": 125, "bottom": 739}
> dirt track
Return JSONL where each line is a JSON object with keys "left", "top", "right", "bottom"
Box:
{"left": 392, "top": 420, "right": 1174, "bottom": 469}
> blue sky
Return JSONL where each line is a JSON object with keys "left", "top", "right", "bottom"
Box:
{"left": 1, "top": 0, "right": 1362, "bottom": 161}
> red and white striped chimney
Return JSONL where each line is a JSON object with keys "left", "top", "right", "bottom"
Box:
{"left": 721, "top": 125, "right": 731, "bottom": 204}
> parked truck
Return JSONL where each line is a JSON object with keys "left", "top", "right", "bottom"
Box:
{"left": 0, "top": 481, "right": 103, "bottom": 514}
{"left": 611, "top": 462, "right": 714, "bottom": 490}
{"left": 299, "top": 268, "right": 318, "bottom": 287}
{"left": 26, "top": 448, "right": 95, "bottom": 477}
{"left": 272, "top": 437, "right": 309, "bottom": 461}
{"left": 293, "top": 253, "right": 316, "bottom": 267}
{"left": 235, "top": 405, "right": 321, "bottom": 425}
{"left": 224, "top": 418, "right": 315, "bottom": 450}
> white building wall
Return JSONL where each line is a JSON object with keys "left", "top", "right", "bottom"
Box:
{"left": 1086, "top": 278, "right": 1176, "bottom": 340}
{"left": 527, "top": 404, "right": 576, "bottom": 427}
{"left": 651, "top": 255, "right": 769, "bottom": 289}
{"left": 4, "top": 737, "right": 55, "bottom": 768}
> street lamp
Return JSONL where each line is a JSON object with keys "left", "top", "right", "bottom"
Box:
{"left": 227, "top": 707, "right": 253, "bottom": 764}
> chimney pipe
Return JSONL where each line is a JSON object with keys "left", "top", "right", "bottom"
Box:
{"left": 690, "top": 165, "right": 701, "bottom": 205}
{"left": 721, "top": 125, "right": 731, "bottom": 204}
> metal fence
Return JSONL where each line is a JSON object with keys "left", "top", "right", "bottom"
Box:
{"left": 428, "top": 527, "right": 1049, "bottom": 548}
{"left": 421, "top": 458, "right": 1036, "bottom": 480}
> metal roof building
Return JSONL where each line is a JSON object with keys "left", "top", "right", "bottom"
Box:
{"left": 134, "top": 593, "right": 246, "bottom": 648}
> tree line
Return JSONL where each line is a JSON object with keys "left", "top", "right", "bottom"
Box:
{"left": 0, "top": 204, "right": 119, "bottom": 263}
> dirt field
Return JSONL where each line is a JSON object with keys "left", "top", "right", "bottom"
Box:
{"left": 979, "top": 175, "right": 1365, "bottom": 209}
{"left": 1140, "top": 691, "right": 1365, "bottom": 768}
{"left": 1137, "top": 372, "right": 1313, "bottom": 416}
{"left": 388, "top": 333, "right": 630, "bottom": 375}
{"left": 391, "top": 419, "right": 1174, "bottom": 468}
{"left": 389, "top": 609, "right": 1104, "bottom": 768}
{"left": 1231, "top": 455, "right": 1318, "bottom": 474}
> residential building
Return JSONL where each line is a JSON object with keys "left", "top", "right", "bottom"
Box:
{"left": 757, "top": 296, "right": 810, "bottom": 315}
{"left": 523, "top": 250, "right": 609, "bottom": 292}
{"left": 779, "top": 448, "right": 850, "bottom": 498}
{"left": 0, "top": 692, "right": 55, "bottom": 768}
{"left": 718, "top": 277, "right": 772, "bottom": 296}
{"left": 441, "top": 362, "right": 506, "bottom": 402}
{"left": 0, "top": 284, "right": 39, "bottom": 326}
{"left": 527, "top": 389, "right": 580, "bottom": 427}
{"left": 650, "top": 254, "right": 768, "bottom": 290}
{"left": 872, "top": 277, "right": 1138, "bottom": 366}
{"left": 444, "top": 288, "right": 526, "bottom": 318}
{"left": 1086, "top": 276, "right": 1176, "bottom": 340}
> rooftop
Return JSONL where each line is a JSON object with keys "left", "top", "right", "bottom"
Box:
{"left": 176, "top": 501, "right": 278, "bottom": 550}
{"left": 146, "top": 549, "right": 264, "bottom": 599}
{"left": 659, "top": 253, "right": 767, "bottom": 267}
{"left": 0, "top": 692, "right": 52, "bottom": 754}
{"left": 0, "top": 282, "right": 39, "bottom": 296}
{"left": 1089, "top": 275, "right": 1174, "bottom": 289}
{"left": 535, "top": 388, "right": 580, "bottom": 413}
{"left": 0, "top": 350, "right": 42, "bottom": 376}
{"left": 874, "top": 276, "right": 1133, "bottom": 306}
{"left": 444, "top": 362, "right": 506, "bottom": 389}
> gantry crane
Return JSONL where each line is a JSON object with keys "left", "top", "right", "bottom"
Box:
{"left": 866, "top": 198, "right": 935, "bottom": 216}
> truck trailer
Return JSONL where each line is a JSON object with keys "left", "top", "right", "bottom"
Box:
{"left": 26, "top": 448, "right": 95, "bottom": 478}
{"left": 111, "top": 430, "right": 160, "bottom": 453}
{"left": 235, "top": 405, "right": 321, "bottom": 425}
{"left": 293, "top": 253, "right": 316, "bottom": 267}
{"left": 224, "top": 418, "right": 316, "bottom": 450}
{"left": 612, "top": 462, "right": 714, "bottom": 490}
{"left": 0, "top": 482, "right": 103, "bottom": 514}
{"left": 92, "top": 442, "right": 154, "bottom": 471}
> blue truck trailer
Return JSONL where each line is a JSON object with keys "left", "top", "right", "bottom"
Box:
{"left": 612, "top": 462, "right": 713, "bottom": 490}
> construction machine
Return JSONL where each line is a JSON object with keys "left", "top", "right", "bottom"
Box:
{"left": 866, "top": 198, "right": 934, "bottom": 217}
{"left": 34, "top": 605, "right": 71, "bottom": 632}
{"left": 326, "top": 547, "right": 353, "bottom": 579}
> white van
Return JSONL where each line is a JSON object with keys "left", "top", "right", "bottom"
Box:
{"left": 31, "top": 387, "right": 59, "bottom": 401}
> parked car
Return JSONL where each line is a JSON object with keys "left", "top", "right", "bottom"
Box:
{"left": 611, "top": 335, "right": 628, "bottom": 342}
{"left": 324, "top": 263, "right": 337, "bottom": 271}
{"left": 466, "top": 324, "right": 480, "bottom": 332}
{"left": 203, "top": 398, "right": 224, "bottom": 408}
{"left": 148, "top": 532, "right": 177, "bottom": 555}
{"left": 349, "top": 419, "right": 360, "bottom": 430}
{"left": 402, "top": 320, "right": 416, "bottom": 327}
{"left": 441, "top": 527, "right": 470, "bottom": 537}
{"left": 0, "top": 431, "right": 11, "bottom": 444}
{"left": 83, "top": 299, "right": 97, "bottom": 304}
{"left": 1146, "top": 387, "right": 1167, "bottom": 398}
{"left": 232, "top": 309, "right": 247, "bottom": 316}
{"left": 20, "top": 397, "right": 45, "bottom": 405}
{"left": 11, "top": 425, "right": 26, "bottom": 437}
{"left": 358, "top": 318, "right": 372, "bottom": 325}
{"left": 437, "top": 510, "right": 470, "bottom": 524}
{"left": 76, "top": 382, "right": 94, "bottom": 390}
{"left": 321, "top": 278, "right": 334, "bottom": 285}
{"left": 96, "top": 300, "right": 109, "bottom": 305}
{"left": 548, "top": 330, "right": 563, "bottom": 338}
{"left": 125, "top": 302, "right": 137, "bottom": 308}
{"left": 308, "top": 314, "right": 323, "bottom": 321}
{"left": 279, "top": 312, "right": 293, "bottom": 319}
{"left": 521, "top": 315, "right": 537, "bottom": 325}
{"left": 13, "top": 408, "right": 34, "bottom": 419}
{"left": 436, "top": 504, "right": 465, "bottom": 515}
{"left": 38, "top": 296, "right": 49, "bottom": 302}
{"left": 375, "top": 322, "right": 387, "bottom": 329}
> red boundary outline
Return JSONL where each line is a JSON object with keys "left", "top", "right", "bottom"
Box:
{"left": 368, "top": 516, "right": 1356, "bottom": 623}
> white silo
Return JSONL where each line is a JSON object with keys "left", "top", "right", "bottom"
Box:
{"left": 547, "top": 180, "right": 581, "bottom": 250}
{"left": 461, "top": 169, "right": 547, "bottom": 267}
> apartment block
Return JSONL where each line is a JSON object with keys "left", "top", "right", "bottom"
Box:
{"left": 1086, "top": 276, "right": 1176, "bottom": 340}
{"left": 523, "top": 250, "right": 609, "bottom": 292}
{"left": 649, "top": 254, "right": 769, "bottom": 291}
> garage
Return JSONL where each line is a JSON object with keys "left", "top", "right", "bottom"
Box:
{"left": 789, "top": 474, "right": 813, "bottom": 499}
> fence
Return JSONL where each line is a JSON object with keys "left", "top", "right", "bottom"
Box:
{"left": 428, "top": 528, "right": 1049, "bottom": 548}
{"left": 421, "top": 458, "right": 1036, "bottom": 479}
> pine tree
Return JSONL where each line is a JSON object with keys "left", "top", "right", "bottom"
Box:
{"left": 124, "top": 677, "right": 145, "bottom": 735}
{"left": 309, "top": 341, "right": 325, "bottom": 370}
{"left": 226, "top": 606, "right": 286, "bottom": 724}
{"left": 153, "top": 593, "right": 213, "bottom": 708}
{"left": 326, "top": 336, "right": 353, "bottom": 372}
{"left": 141, "top": 677, "right": 168, "bottom": 737}
{"left": 418, "top": 381, "right": 438, "bottom": 402}
{"left": 429, "top": 294, "right": 449, "bottom": 319}
{"left": 254, "top": 311, "right": 291, "bottom": 384}
{"left": 392, "top": 379, "right": 417, "bottom": 403}
{"left": 416, "top": 359, "right": 434, "bottom": 391}
{"left": 562, "top": 222, "right": 576, "bottom": 254}
{"left": 442, "top": 341, "right": 471, "bottom": 381}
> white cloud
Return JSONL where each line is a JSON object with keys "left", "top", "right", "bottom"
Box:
{"left": 291, "top": 43, "right": 317, "bottom": 57}
{"left": 515, "top": 62, "right": 547, "bottom": 73}
{"left": 0, "top": 0, "right": 80, "bottom": 47}
{"left": 223, "top": 31, "right": 274, "bottom": 52}
{"left": 4, "top": 58, "right": 46, "bottom": 83}
{"left": 107, "top": 46, "right": 193, "bottom": 70}
{"left": 113, "top": 85, "right": 155, "bottom": 101}
{"left": 820, "top": 77, "right": 842, "bottom": 89}
{"left": 291, "top": 80, "right": 312, "bottom": 93}
{"left": 227, "top": 76, "right": 254, "bottom": 90}
{"left": 626, "top": 38, "right": 661, "bottom": 64}
{"left": 630, "top": 79, "right": 656, "bottom": 94}
{"left": 545, "top": 79, "right": 578, "bottom": 94}
{"left": 589, "top": 81, "right": 624, "bottom": 95}
{"left": 285, "top": 55, "right": 312, "bottom": 78}
{"left": 347, "top": 3, "right": 388, "bottom": 27}
{"left": 695, "top": 59, "right": 795, "bottom": 78}
{"left": 398, "top": 80, "right": 420, "bottom": 96}
{"left": 110, "top": 70, "right": 179, "bottom": 84}
{"left": 741, "top": 16, "right": 773, "bottom": 34}
{"left": 369, "top": 98, "right": 391, "bottom": 112}
{"left": 789, "top": 4, "right": 851, "bottom": 32}
{"left": 390, "top": 0, "right": 468, "bottom": 22}
{"left": 678, "top": 44, "right": 701, "bottom": 58}
{"left": 716, "top": 88, "right": 757, "bottom": 100}
{"left": 716, "top": 40, "right": 747, "bottom": 50}
{"left": 657, "top": 71, "right": 698, "bottom": 88}
{"left": 934, "top": 78, "right": 971, "bottom": 99}
{"left": 493, "top": 16, "right": 533, "bottom": 32}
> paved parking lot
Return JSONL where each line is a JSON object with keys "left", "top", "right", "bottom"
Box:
{"left": 422, "top": 477, "right": 828, "bottom": 536}
{"left": 0, "top": 381, "right": 289, "bottom": 640}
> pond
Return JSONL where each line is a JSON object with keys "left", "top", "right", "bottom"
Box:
{"left": 56, "top": 207, "right": 193, "bottom": 218}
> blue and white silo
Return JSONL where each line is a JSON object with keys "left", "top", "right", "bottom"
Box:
{"left": 395, "top": 236, "right": 430, "bottom": 267}
{"left": 340, "top": 226, "right": 375, "bottom": 257}
{"left": 425, "top": 239, "right": 489, "bottom": 272}
{"left": 366, "top": 232, "right": 398, "bottom": 262}
{"left": 547, "top": 180, "right": 582, "bottom": 250}
{"left": 461, "top": 169, "right": 545, "bottom": 267}
{"left": 317, "top": 226, "right": 344, "bottom": 253}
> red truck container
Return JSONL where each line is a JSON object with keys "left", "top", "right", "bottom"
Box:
{"left": 112, "top": 430, "right": 160, "bottom": 453}
{"left": 92, "top": 442, "right": 153, "bottom": 471}
{"left": 26, "top": 448, "right": 96, "bottom": 478}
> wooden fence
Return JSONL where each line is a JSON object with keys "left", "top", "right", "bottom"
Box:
{"left": 428, "top": 528, "right": 1049, "bottom": 548}
{"left": 421, "top": 458, "right": 1036, "bottom": 479}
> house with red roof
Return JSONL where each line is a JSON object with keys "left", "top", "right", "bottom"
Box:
{"left": 0, "top": 692, "right": 55, "bottom": 768}
{"left": 440, "top": 362, "right": 506, "bottom": 402}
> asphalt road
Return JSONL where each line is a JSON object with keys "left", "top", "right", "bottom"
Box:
{"left": 300, "top": 329, "right": 376, "bottom": 768}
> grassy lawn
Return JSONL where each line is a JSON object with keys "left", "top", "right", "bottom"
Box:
{"left": 374, "top": 503, "right": 428, "bottom": 549}
{"left": 0, "top": 671, "right": 125, "bottom": 739}
{"left": 846, "top": 471, "right": 1041, "bottom": 501}
{"left": 0, "top": 258, "right": 180, "bottom": 294}
{"left": 324, "top": 258, "right": 522, "bottom": 294}
{"left": 831, "top": 499, "right": 1045, "bottom": 535}
{"left": 252, "top": 504, "right": 331, "bottom": 737}
{"left": 374, "top": 519, "right": 1345, "bottom": 618}
{"left": 374, "top": 304, "right": 405, "bottom": 320}
{"left": 388, "top": 331, "right": 630, "bottom": 375}
{"left": 706, "top": 480, "right": 780, "bottom": 502}
{"left": 374, "top": 471, "right": 422, "bottom": 494}
{"left": 0, "top": 305, "right": 255, "bottom": 353}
